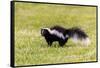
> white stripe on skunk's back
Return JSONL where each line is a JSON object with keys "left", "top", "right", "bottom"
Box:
{"left": 50, "top": 29, "right": 65, "bottom": 39}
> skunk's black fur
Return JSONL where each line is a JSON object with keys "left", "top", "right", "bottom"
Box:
{"left": 41, "top": 26, "right": 90, "bottom": 47}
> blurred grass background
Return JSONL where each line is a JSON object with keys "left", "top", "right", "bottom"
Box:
{"left": 14, "top": 2, "right": 97, "bottom": 66}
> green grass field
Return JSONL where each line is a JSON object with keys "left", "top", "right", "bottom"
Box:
{"left": 14, "top": 2, "right": 97, "bottom": 66}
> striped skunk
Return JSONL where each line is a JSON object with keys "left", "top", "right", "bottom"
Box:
{"left": 41, "top": 26, "right": 90, "bottom": 47}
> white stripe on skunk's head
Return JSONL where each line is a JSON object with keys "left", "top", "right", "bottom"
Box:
{"left": 41, "top": 28, "right": 51, "bottom": 36}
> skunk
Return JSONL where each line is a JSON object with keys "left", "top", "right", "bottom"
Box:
{"left": 41, "top": 26, "right": 90, "bottom": 47}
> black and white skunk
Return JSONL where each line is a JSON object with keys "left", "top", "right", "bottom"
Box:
{"left": 41, "top": 26, "right": 90, "bottom": 47}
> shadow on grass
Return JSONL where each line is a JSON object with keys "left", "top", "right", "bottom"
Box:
{"left": 40, "top": 42, "right": 76, "bottom": 48}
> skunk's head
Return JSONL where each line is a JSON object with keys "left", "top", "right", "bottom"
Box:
{"left": 41, "top": 28, "right": 50, "bottom": 36}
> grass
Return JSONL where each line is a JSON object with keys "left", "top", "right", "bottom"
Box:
{"left": 14, "top": 2, "right": 97, "bottom": 66}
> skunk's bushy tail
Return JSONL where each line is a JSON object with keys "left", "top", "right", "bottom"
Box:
{"left": 66, "top": 27, "right": 91, "bottom": 46}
